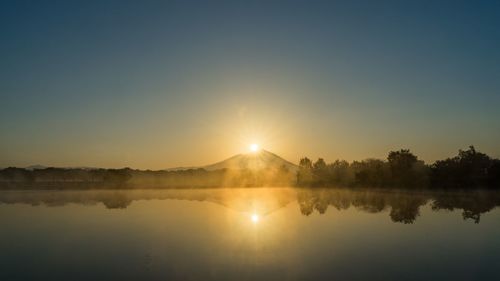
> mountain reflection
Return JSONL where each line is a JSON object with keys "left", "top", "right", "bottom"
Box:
{"left": 0, "top": 188, "right": 499, "bottom": 224}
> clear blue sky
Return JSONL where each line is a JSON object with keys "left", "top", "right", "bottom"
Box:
{"left": 1, "top": 0, "right": 499, "bottom": 169}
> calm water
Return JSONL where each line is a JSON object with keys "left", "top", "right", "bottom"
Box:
{"left": 1, "top": 188, "right": 500, "bottom": 281}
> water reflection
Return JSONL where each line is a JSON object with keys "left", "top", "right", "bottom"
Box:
{"left": 1, "top": 188, "right": 499, "bottom": 224}
{"left": 298, "top": 189, "right": 500, "bottom": 224}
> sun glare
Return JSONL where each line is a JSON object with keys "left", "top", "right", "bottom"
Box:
{"left": 251, "top": 214, "right": 260, "bottom": 223}
{"left": 249, "top": 143, "right": 260, "bottom": 152}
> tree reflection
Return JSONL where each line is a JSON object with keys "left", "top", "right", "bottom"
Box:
{"left": 389, "top": 197, "right": 425, "bottom": 224}
{"left": 296, "top": 188, "right": 500, "bottom": 224}
{"left": 431, "top": 191, "right": 500, "bottom": 223}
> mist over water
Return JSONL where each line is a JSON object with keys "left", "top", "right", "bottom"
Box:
{"left": 1, "top": 188, "right": 499, "bottom": 281}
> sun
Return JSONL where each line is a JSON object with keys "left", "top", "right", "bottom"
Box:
{"left": 251, "top": 213, "right": 260, "bottom": 223}
{"left": 249, "top": 143, "right": 260, "bottom": 152}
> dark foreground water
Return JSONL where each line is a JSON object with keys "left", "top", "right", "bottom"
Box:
{"left": 1, "top": 188, "right": 499, "bottom": 281}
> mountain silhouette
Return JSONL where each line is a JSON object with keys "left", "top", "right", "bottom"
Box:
{"left": 166, "top": 150, "right": 298, "bottom": 172}
{"left": 203, "top": 150, "right": 298, "bottom": 172}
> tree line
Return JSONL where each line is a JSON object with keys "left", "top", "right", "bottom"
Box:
{"left": 0, "top": 166, "right": 294, "bottom": 189}
{"left": 297, "top": 146, "right": 500, "bottom": 189}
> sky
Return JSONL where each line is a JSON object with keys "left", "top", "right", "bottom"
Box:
{"left": 1, "top": 0, "right": 499, "bottom": 169}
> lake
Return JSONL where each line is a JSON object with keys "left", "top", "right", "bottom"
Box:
{"left": 1, "top": 188, "right": 499, "bottom": 280}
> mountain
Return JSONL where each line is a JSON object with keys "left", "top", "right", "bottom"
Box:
{"left": 164, "top": 166, "right": 200, "bottom": 171}
{"left": 202, "top": 150, "right": 298, "bottom": 173}
{"left": 25, "top": 165, "right": 48, "bottom": 170}
{"left": 165, "top": 150, "right": 298, "bottom": 173}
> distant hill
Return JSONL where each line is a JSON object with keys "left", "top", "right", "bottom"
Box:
{"left": 165, "top": 150, "right": 298, "bottom": 173}
{"left": 24, "top": 165, "right": 98, "bottom": 170}
{"left": 165, "top": 166, "right": 200, "bottom": 171}
{"left": 25, "top": 165, "right": 48, "bottom": 170}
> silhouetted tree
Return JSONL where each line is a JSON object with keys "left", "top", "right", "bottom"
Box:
{"left": 0, "top": 167, "right": 34, "bottom": 183}
{"left": 352, "top": 159, "right": 391, "bottom": 187}
{"left": 312, "top": 158, "right": 328, "bottom": 186}
{"left": 387, "top": 149, "right": 427, "bottom": 187}
{"left": 327, "top": 160, "right": 354, "bottom": 186}
{"left": 488, "top": 159, "right": 500, "bottom": 187}
{"left": 431, "top": 146, "right": 493, "bottom": 188}
{"left": 297, "top": 157, "right": 313, "bottom": 186}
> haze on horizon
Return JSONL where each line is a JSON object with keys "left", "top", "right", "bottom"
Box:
{"left": 1, "top": 1, "right": 499, "bottom": 170}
